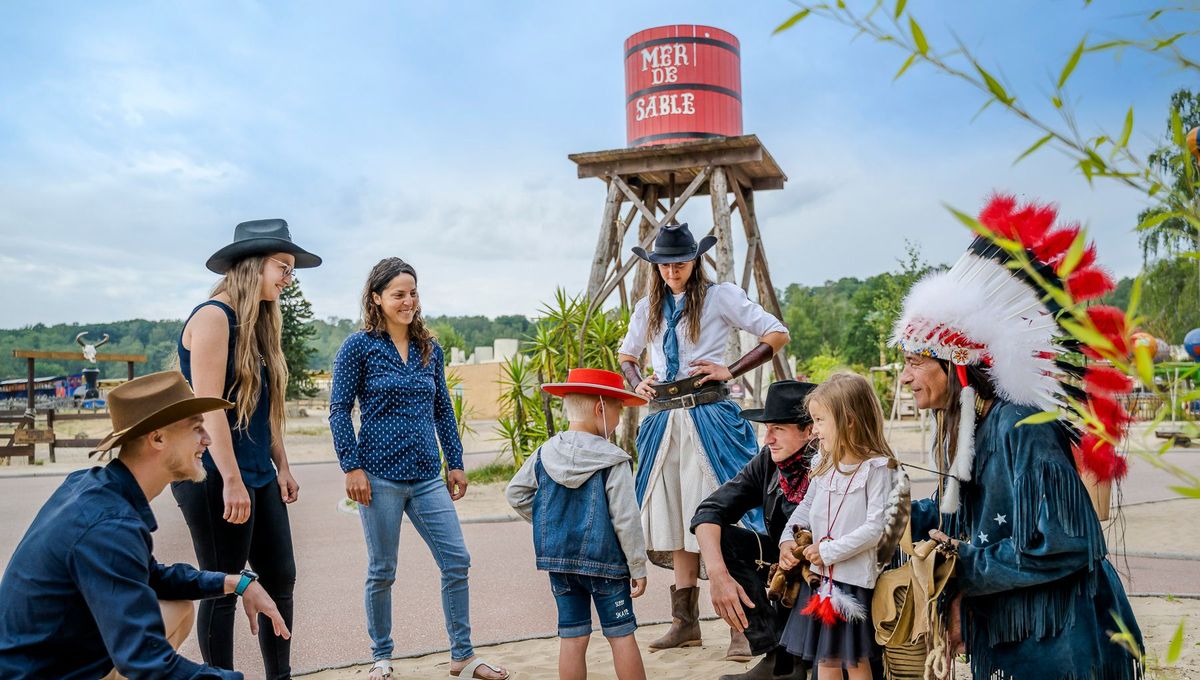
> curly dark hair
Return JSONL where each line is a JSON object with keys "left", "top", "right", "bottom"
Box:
{"left": 360, "top": 257, "right": 435, "bottom": 367}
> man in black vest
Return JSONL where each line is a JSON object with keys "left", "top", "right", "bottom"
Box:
{"left": 692, "top": 380, "right": 817, "bottom": 680}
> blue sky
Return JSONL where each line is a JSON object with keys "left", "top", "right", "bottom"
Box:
{"left": 0, "top": 1, "right": 1191, "bottom": 328}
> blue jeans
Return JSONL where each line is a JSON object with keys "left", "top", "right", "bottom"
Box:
{"left": 359, "top": 474, "right": 474, "bottom": 661}
{"left": 549, "top": 572, "right": 637, "bottom": 639}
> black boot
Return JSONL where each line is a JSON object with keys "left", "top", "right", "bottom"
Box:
{"left": 718, "top": 652, "right": 777, "bottom": 680}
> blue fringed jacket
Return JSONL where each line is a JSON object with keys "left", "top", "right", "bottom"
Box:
{"left": 912, "top": 400, "right": 1143, "bottom": 680}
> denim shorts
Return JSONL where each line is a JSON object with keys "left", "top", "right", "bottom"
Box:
{"left": 549, "top": 572, "right": 637, "bottom": 639}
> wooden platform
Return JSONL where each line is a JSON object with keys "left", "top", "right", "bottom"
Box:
{"left": 568, "top": 134, "right": 786, "bottom": 194}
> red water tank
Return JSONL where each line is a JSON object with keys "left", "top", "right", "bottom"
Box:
{"left": 625, "top": 25, "right": 742, "bottom": 148}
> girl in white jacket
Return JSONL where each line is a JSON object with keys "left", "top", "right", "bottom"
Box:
{"left": 777, "top": 373, "right": 894, "bottom": 679}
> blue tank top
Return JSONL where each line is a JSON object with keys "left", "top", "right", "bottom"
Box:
{"left": 178, "top": 300, "right": 276, "bottom": 488}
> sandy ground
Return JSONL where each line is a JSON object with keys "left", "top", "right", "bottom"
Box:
{"left": 3, "top": 412, "right": 1198, "bottom": 677}
{"left": 299, "top": 597, "right": 1200, "bottom": 679}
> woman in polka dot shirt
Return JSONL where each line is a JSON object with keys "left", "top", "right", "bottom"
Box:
{"left": 329, "top": 258, "right": 508, "bottom": 680}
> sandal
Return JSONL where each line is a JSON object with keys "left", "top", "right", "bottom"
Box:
{"left": 368, "top": 660, "right": 393, "bottom": 679}
{"left": 450, "top": 657, "right": 509, "bottom": 679}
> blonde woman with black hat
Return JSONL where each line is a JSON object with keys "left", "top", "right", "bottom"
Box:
{"left": 616, "top": 223, "right": 789, "bottom": 655}
{"left": 172, "top": 219, "right": 321, "bottom": 679}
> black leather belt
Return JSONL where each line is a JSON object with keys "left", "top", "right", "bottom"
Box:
{"left": 648, "top": 378, "right": 729, "bottom": 414}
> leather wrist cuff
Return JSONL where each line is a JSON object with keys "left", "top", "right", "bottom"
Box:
{"left": 621, "top": 360, "right": 643, "bottom": 391}
{"left": 729, "top": 342, "right": 774, "bottom": 379}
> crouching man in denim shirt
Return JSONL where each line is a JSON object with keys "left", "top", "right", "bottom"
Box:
{"left": 0, "top": 372, "right": 289, "bottom": 679}
{"left": 507, "top": 368, "right": 650, "bottom": 680}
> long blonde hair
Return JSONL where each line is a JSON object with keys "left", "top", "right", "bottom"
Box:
{"left": 211, "top": 256, "right": 287, "bottom": 439}
{"left": 645, "top": 259, "right": 712, "bottom": 346}
{"left": 808, "top": 372, "right": 894, "bottom": 476}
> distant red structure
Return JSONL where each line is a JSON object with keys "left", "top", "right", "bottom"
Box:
{"left": 624, "top": 25, "right": 742, "bottom": 147}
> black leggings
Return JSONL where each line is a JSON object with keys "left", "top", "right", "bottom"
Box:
{"left": 172, "top": 475, "right": 296, "bottom": 680}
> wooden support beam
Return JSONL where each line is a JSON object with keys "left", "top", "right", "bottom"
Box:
{"left": 737, "top": 187, "right": 794, "bottom": 381}
{"left": 12, "top": 350, "right": 147, "bottom": 362}
{"left": 572, "top": 143, "right": 764, "bottom": 179}
{"left": 631, "top": 185, "right": 659, "bottom": 306}
{"left": 586, "top": 180, "right": 625, "bottom": 300}
{"left": 709, "top": 167, "right": 735, "bottom": 285}
{"left": 588, "top": 168, "right": 711, "bottom": 312}
{"left": 26, "top": 357, "right": 34, "bottom": 415}
{"left": 709, "top": 167, "right": 742, "bottom": 366}
{"left": 611, "top": 175, "right": 662, "bottom": 227}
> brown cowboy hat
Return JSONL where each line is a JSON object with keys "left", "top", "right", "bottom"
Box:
{"left": 90, "top": 371, "right": 232, "bottom": 456}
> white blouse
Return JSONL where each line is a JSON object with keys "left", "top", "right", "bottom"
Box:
{"left": 780, "top": 454, "right": 893, "bottom": 589}
{"left": 618, "top": 282, "right": 787, "bottom": 379}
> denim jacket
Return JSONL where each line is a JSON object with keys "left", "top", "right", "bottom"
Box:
{"left": 507, "top": 431, "right": 647, "bottom": 580}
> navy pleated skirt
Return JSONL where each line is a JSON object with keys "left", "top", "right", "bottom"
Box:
{"left": 779, "top": 578, "right": 879, "bottom": 668}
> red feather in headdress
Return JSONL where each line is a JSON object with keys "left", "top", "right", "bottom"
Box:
{"left": 1082, "top": 306, "right": 1131, "bottom": 361}
{"left": 1084, "top": 366, "right": 1134, "bottom": 395}
{"left": 1033, "top": 226, "right": 1081, "bottom": 266}
{"left": 1067, "top": 267, "right": 1116, "bottom": 302}
{"left": 1074, "top": 432, "right": 1129, "bottom": 481}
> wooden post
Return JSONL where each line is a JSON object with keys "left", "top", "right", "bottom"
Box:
{"left": 47, "top": 408, "right": 55, "bottom": 463}
{"left": 127, "top": 361, "right": 135, "bottom": 381}
{"left": 25, "top": 357, "right": 34, "bottom": 415}
{"left": 709, "top": 167, "right": 742, "bottom": 366}
{"left": 709, "top": 167, "right": 735, "bottom": 284}
{"left": 630, "top": 184, "right": 659, "bottom": 307}
{"left": 587, "top": 180, "right": 624, "bottom": 301}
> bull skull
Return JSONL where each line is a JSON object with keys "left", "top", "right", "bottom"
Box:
{"left": 75, "top": 332, "right": 110, "bottom": 363}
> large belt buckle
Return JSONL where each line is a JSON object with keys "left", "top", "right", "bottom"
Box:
{"left": 680, "top": 393, "right": 697, "bottom": 409}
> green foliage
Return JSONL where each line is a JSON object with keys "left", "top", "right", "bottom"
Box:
{"left": 279, "top": 281, "right": 319, "bottom": 399}
{"left": 467, "top": 461, "right": 519, "bottom": 485}
{"left": 1138, "top": 89, "right": 1200, "bottom": 262}
{"left": 783, "top": 241, "right": 932, "bottom": 369}
{"left": 803, "top": 353, "right": 852, "bottom": 384}
{"left": 0, "top": 319, "right": 183, "bottom": 380}
{"left": 1140, "top": 256, "right": 1200, "bottom": 342}
{"left": 495, "top": 289, "right": 631, "bottom": 464}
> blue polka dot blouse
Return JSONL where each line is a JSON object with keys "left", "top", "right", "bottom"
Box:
{"left": 329, "top": 331, "right": 464, "bottom": 481}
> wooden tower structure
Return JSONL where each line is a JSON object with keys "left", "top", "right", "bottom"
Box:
{"left": 568, "top": 134, "right": 794, "bottom": 404}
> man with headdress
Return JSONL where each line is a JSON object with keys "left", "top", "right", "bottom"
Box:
{"left": 892, "top": 194, "right": 1143, "bottom": 679}
{"left": 691, "top": 380, "right": 817, "bottom": 680}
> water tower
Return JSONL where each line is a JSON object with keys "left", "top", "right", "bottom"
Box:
{"left": 569, "top": 24, "right": 793, "bottom": 397}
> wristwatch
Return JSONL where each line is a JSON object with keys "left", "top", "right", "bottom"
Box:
{"left": 234, "top": 568, "right": 259, "bottom": 597}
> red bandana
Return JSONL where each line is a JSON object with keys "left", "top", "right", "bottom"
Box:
{"left": 776, "top": 442, "right": 815, "bottom": 504}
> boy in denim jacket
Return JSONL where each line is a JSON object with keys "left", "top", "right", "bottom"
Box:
{"left": 506, "top": 368, "right": 649, "bottom": 680}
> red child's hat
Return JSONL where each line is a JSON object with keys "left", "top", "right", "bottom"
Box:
{"left": 541, "top": 368, "right": 648, "bottom": 407}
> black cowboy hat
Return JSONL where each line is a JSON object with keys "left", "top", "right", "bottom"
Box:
{"left": 740, "top": 380, "right": 818, "bottom": 426}
{"left": 631, "top": 223, "right": 717, "bottom": 265}
{"left": 205, "top": 218, "right": 323, "bottom": 274}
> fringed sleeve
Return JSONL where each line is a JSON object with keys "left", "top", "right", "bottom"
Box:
{"left": 955, "top": 413, "right": 1106, "bottom": 599}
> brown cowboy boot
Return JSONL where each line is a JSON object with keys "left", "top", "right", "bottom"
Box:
{"left": 648, "top": 585, "right": 702, "bottom": 650}
{"left": 725, "top": 626, "right": 753, "bottom": 661}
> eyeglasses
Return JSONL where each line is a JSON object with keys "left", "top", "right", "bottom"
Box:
{"left": 267, "top": 257, "right": 295, "bottom": 280}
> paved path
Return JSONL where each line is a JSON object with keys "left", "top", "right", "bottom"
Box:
{"left": 2, "top": 449, "right": 1199, "bottom": 676}
{"left": 0, "top": 463, "right": 695, "bottom": 676}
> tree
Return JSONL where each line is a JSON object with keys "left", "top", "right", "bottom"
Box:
{"left": 1138, "top": 89, "right": 1200, "bottom": 263}
{"left": 1140, "top": 256, "right": 1200, "bottom": 342}
{"left": 279, "top": 281, "right": 318, "bottom": 399}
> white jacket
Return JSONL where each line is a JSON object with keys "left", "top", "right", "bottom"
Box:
{"left": 780, "top": 453, "right": 892, "bottom": 589}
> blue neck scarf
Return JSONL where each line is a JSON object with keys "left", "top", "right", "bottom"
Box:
{"left": 662, "top": 292, "right": 685, "bottom": 381}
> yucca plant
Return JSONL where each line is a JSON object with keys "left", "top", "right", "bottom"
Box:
{"left": 494, "top": 288, "right": 633, "bottom": 464}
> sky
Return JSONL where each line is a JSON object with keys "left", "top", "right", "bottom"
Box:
{"left": 0, "top": 1, "right": 1192, "bottom": 328}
